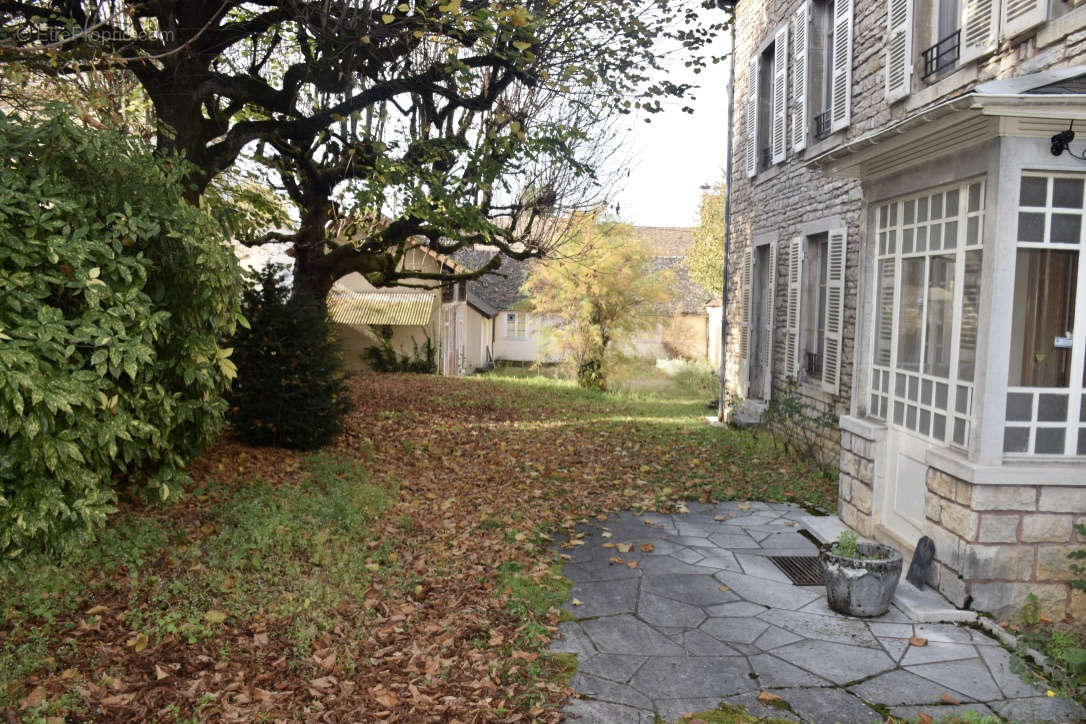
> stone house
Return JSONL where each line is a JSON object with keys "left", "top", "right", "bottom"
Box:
{"left": 725, "top": 0, "right": 1086, "bottom": 618}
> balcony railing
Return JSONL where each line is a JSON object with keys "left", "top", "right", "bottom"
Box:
{"left": 806, "top": 351, "right": 823, "bottom": 378}
{"left": 922, "top": 30, "right": 960, "bottom": 80}
{"left": 813, "top": 110, "right": 831, "bottom": 140}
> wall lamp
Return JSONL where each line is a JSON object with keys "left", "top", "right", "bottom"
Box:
{"left": 1051, "top": 120, "right": 1086, "bottom": 160}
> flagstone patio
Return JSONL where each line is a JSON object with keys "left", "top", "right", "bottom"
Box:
{"left": 549, "top": 501, "right": 1086, "bottom": 723}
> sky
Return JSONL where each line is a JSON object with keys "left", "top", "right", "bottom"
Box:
{"left": 607, "top": 22, "right": 732, "bottom": 229}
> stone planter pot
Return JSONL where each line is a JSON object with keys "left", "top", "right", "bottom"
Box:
{"left": 819, "top": 542, "right": 903, "bottom": 617}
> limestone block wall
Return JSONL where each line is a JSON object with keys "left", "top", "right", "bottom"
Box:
{"left": 924, "top": 471, "right": 1086, "bottom": 620}
{"left": 838, "top": 427, "right": 877, "bottom": 538}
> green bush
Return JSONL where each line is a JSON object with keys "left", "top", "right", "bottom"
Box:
{"left": 228, "top": 265, "right": 351, "bottom": 449}
{"left": 0, "top": 111, "right": 245, "bottom": 559}
{"left": 362, "top": 325, "right": 436, "bottom": 373}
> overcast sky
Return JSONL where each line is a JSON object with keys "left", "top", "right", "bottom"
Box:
{"left": 607, "top": 19, "right": 732, "bottom": 229}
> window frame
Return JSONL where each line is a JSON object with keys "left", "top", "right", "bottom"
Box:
{"left": 1002, "top": 171, "right": 1086, "bottom": 458}
{"left": 868, "top": 178, "right": 986, "bottom": 451}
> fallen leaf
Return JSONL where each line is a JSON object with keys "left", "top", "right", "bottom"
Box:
{"left": 757, "top": 690, "right": 782, "bottom": 704}
{"left": 917, "top": 714, "right": 933, "bottom": 724}
{"left": 20, "top": 685, "right": 46, "bottom": 709}
{"left": 714, "top": 515, "right": 726, "bottom": 521}
{"left": 59, "top": 668, "right": 78, "bottom": 680}
{"left": 738, "top": 502, "right": 751, "bottom": 511}
{"left": 626, "top": 560, "right": 638, "bottom": 569}
{"left": 253, "top": 632, "right": 269, "bottom": 647}
{"left": 204, "top": 609, "right": 228, "bottom": 624}
{"left": 571, "top": 598, "right": 583, "bottom": 606}
{"left": 602, "top": 542, "right": 616, "bottom": 549}
{"left": 616, "top": 543, "right": 633, "bottom": 553}
{"left": 719, "top": 585, "right": 730, "bottom": 592}
{"left": 908, "top": 636, "right": 928, "bottom": 647}
{"left": 85, "top": 604, "right": 109, "bottom": 616}
{"left": 639, "top": 543, "right": 655, "bottom": 552}
{"left": 601, "top": 531, "right": 613, "bottom": 538}
{"left": 939, "top": 693, "right": 961, "bottom": 705}
{"left": 608, "top": 556, "right": 624, "bottom": 565}
{"left": 155, "top": 664, "right": 170, "bottom": 680}
{"left": 126, "top": 632, "right": 149, "bottom": 652}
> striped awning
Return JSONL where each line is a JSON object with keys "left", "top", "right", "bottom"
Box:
{"left": 328, "top": 291, "right": 435, "bottom": 326}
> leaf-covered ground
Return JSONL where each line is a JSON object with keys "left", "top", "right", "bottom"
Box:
{"left": 2, "top": 371, "right": 837, "bottom": 722}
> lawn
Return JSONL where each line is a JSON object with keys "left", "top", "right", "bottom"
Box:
{"left": 1, "top": 370, "right": 837, "bottom": 722}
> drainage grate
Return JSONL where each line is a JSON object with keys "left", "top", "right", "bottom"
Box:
{"left": 768, "top": 555, "right": 824, "bottom": 586}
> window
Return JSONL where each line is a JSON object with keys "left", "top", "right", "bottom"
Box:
{"left": 747, "top": 26, "right": 789, "bottom": 175}
{"left": 869, "top": 180, "right": 985, "bottom": 449}
{"left": 786, "top": 230, "right": 847, "bottom": 392}
{"left": 1003, "top": 173, "right": 1086, "bottom": 456}
{"left": 505, "top": 312, "right": 527, "bottom": 339}
{"left": 802, "top": 234, "right": 829, "bottom": 380}
{"left": 812, "top": 0, "right": 836, "bottom": 136}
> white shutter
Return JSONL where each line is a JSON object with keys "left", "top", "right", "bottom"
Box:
{"left": 830, "top": 0, "right": 853, "bottom": 133}
{"left": 764, "top": 241, "right": 778, "bottom": 400}
{"left": 772, "top": 26, "right": 789, "bottom": 165}
{"left": 738, "top": 247, "right": 753, "bottom": 396}
{"left": 884, "top": 0, "right": 913, "bottom": 102}
{"left": 786, "top": 237, "right": 804, "bottom": 379}
{"left": 821, "top": 228, "right": 847, "bottom": 395}
{"left": 792, "top": 4, "right": 809, "bottom": 152}
{"left": 1003, "top": 0, "right": 1046, "bottom": 39}
{"left": 960, "top": 0, "right": 999, "bottom": 64}
{"left": 746, "top": 56, "right": 759, "bottom": 178}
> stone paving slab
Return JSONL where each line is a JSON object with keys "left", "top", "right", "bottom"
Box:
{"left": 550, "top": 501, "right": 1086, "bottom": 723}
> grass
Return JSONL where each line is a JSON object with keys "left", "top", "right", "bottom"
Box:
{"left": 1, "top": 366, "right": 838, "bottom": 720}
{"left": 0, "top": 453, "right": 393, "bottom": 715}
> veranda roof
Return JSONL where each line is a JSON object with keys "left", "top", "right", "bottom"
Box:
{"left": 328, "top": 291, "right": 434, "bottom": 326}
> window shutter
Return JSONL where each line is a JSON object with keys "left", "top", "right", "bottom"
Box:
{"left": 884, "top": 0, "right": 912, "bottom": 102}
{"left": 772, "top": 26, "right": 789, "bottom": 164}
{"left": 786, "top": 237, "right": 804, "bottom": 379}
{"left": 764, "top": 241, "right": 778, "bottom": 400}
{"left": 738, "top": 247, "right": 753, "bottom": 396}
{"left": 821, "top": 228, "right": 847, "bottom": 394}
{"left": 1003, "top": 0, "right": 1046, "bottom": 38}
{"left": 746, "top": 57, "right": 759, "bottom": 178}
{"left": 830, "top": 0, "right": 853, "bottom": 133}
{"left": 960, "top": 0, "right": 999, "bottom": 64}
{"left": 792, "top": 5, "right": 809, "bottom": 152}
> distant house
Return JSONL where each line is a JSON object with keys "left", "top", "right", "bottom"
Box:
{"left": 453, "top": 227, "right": 722, "bottom": 368}
{"left": 330, "top": 246, "right": 497, "bottom": 376}
{"left": 327, "top": 226, "right": 721, "bottom": 374}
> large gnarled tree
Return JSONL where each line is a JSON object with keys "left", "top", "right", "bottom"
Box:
{"left": 1, "top": 0, "right": 727, "bottom": 296}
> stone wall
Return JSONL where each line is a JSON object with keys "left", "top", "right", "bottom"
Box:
{"left": 924, "top": 470, "right": 1086, "bottom": 620}
{"left": 838, "top": 427, "right": 876, "bottom": 538}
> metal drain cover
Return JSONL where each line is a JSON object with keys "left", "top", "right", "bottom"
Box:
{"left": 768, "top": 555, "right": 824, "bottom": 586}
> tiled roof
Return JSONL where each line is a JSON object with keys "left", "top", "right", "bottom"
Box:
{"left": 1024, "top": 73, "right": 1086, "bottom": 95}
{"left": 328, "top": 291, "right": 434, "bottom": 326}
{"left": 452, "top": 250, "right": 534, "bottom": 311}
{"left": 631, "top": 226, "right": 696, "bottom": 256}
{"left": 652, "top": 256, "right": 719, "bottom": 314}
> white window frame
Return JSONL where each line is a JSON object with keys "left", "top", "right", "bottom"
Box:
{"left": 868, "top": 178, "right": 986, "bottom": 451}
{"left": 1002, "top": 171, "right": 1086, "bottom": 458}
{"left": 505, "top": 312, "right": 527, "bottom": 339}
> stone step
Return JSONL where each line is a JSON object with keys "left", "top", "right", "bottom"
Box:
{"left": 797, "top": 515, "right": 977, "bottom": 624}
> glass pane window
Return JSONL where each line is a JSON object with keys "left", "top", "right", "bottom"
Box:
{"left": 1005, "top": 173, "right": 1086, "bottom": 457}
{"left": 871, "top": 179, "right": 984, "bottom": 447}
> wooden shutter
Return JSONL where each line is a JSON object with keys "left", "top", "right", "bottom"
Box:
{"left": 764, "top": 242, "right": 778, "bottom": 400}
{"left": 772, "top": 26, "right": 789, "bottom": 165}
{"left": 1003, "top": 0, "right": 1046, "bottom": 38}
{"left": 821, "top": 228, "right": 847, "bottom": 394}
{"left": 746, "top": 56, "right": 759, "bottom": 178}
{"left": 830, "top": 0, "right": 853, "bottom": 133}
{"left": 792, "top": 4, "right": 809, "bottom": 152}
{"left": 738, "top": 247, "right": 753, "bottom": 396}
{"left": 960, "top": 0, "right": 998, "bottom": 64}
{"left": 786, "top": 237, "right": 804, "bottom": 379}
{"left": 884, "top": 0, "right": 912, "bottom": 102}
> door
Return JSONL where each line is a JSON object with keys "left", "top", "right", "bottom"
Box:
{"left": 880, "top": 429, "right": 927, "bottom": 548}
